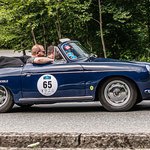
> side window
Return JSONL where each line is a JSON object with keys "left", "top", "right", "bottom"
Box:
{"left": 53, "top": 47, "right": 66, "bottom": 64}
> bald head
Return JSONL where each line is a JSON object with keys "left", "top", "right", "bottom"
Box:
{"left": 32, "top": 44, "right": 45, "bottom": 57}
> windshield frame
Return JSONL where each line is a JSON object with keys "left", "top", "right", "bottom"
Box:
{"left": 59, "top": 41, "right": 90, "bottom": 62}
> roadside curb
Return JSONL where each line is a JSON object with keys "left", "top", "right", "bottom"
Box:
{"left": 0, "top": 148, "right": 144, "bottom": 150}
{"left": 0, "top": 132, "right": 150, "bottom": 149}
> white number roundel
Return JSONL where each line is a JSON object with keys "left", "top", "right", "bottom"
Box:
{"left": 37, "top": 74, "right": 58, "bottom": 96}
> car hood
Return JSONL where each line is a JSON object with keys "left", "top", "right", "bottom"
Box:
{"left": 88, "top": 57, "right": 150, "bottom": 65}
{"left": 79, "top": 57, "right": 150, "bottom": 74}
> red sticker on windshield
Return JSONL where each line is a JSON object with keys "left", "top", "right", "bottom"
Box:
{"left": 64, "top": 45, "right": 71, "bottom": 50}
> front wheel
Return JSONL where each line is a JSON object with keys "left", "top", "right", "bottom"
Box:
{"left": 0, "top": 86, "right": 14, "bottom": 113}
{"left": 99, "top": 77, "right": 137, "bottom": 111}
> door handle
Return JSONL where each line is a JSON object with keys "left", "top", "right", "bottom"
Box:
{"left": 25, "top": 73, "right": 31, "bottom": 77}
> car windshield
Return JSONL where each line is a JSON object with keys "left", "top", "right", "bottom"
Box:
{"left": 62, "top": 42, "right": 90, "bottom": 60}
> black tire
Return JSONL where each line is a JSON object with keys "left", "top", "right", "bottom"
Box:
{"left": 0, "top": 86, "right": 14, "bottom": 113}
{"left": 98, "top": 77, "right": 137, "bottom": 111}
{"left": 135, "top": 98, "right": 143, "bottom": 104}
{"left": 16, "top": 104, "right": 33, "bottom": 108}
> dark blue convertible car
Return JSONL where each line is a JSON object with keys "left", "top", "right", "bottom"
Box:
{"left": 0, "top": 39, "right": 150, "bottom": 112}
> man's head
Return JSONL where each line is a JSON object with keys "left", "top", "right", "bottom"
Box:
{"left": 47, "top": 45, "right": 54, "bottom": 59}
{"left": 47, "top": 45, "right": 61, "bottom": 59}
{"left": 32, "top": 44, "right": 45, "bottom": 57}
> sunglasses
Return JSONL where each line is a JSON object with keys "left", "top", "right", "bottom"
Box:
{"left": 40, "top": 51, "right": 45, "bottom": 53}
{"left": 37, "top": 49, "right": 45, "bottom": 54}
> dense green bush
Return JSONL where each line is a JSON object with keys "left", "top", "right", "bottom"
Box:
{"left": 0, "top": 0, "right": 149, "bottom": 61}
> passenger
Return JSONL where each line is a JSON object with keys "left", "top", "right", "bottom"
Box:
{"left": 47, "top": 45, "right": 54, "bottom": 59}
{"left": 47, "top": 45, "right": 61, "bottom": 60}
{"left": 27, "top": 44, "right": 53, "bottom": 64}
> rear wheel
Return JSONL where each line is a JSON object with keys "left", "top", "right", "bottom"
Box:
{"left": 0, "top": 86, "right": 14, "bottom": 112}
{"left": 99, "top": 77, "right": 137, "bottom": 111}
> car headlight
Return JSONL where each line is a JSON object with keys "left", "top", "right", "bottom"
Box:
{"left": 146, "top": 65, "right": 150, "bottom": 73}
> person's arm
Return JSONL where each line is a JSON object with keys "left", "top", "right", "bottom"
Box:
{"left": 33, "top": 57, "right": 53, "bottom": 64}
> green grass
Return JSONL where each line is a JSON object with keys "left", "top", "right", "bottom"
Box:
{"left": 0, "top": 49, "right": 13, "bottom": 51}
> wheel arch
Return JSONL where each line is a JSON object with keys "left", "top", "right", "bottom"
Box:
{"left": 94, "top": 75, "right": 142, "bottom": 102}
{"left": 0, "top": 85, "right": 14, "bottom": 101}
{"left": 0, "top": 85, "right": 14, "bottom": 112}
{"left": 6, "top": 87, "right": 14, "bottom": 101}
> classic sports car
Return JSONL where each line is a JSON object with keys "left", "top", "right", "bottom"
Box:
{"left": 1, "top": 39, "right": 150, "bottom": 112}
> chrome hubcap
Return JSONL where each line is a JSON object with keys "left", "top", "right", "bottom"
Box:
{"left": 0, "top": 86, "right": 8, "bottom": 107}
{"left": 104, "top": 80, "right": 130, "bottom": 106}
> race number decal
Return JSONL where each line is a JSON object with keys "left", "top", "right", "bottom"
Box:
{"left": 37, "top": 74, "right": 58, "bottom": 96}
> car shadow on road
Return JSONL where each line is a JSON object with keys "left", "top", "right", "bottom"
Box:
{"left": 10, "top": 101, "right": 150, "bottom": 113}
{"left": 132, "top": 101, "right": 150, "bottom": 111}
{"left": 11, "top": 103, "right": 106, "bottom": 113}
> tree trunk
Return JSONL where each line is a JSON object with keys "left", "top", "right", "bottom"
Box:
{"left": 55, "top": 13, "right": 62, "bottom": 39}
{"left": 146, "top": 0, "right": 150, "bottom": 58}
{"left": 98, "top": 0, "right": 107, "bottom": 58}
{"left": 86, "top": 24, "right": 93, "bottom": 52}
{"left": 42, "top": 24, "right": 47, "bottom": 51}
{"left": 31, "top": 27, "right": 37, "bottom": 45}
{"left": 55, "top": 22, "right": 62, "bottom": 39}
{"left": 23, "top": 50, "right": 26, "bottom": 55}
{"left": 55, "top": 7, "right": 62, "bottom": 39}
{"left": 21, "top": 41, "right": 26, "bottom": 56}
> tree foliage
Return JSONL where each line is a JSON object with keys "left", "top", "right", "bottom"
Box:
{"left": 0, "top": 0, "right": 149, "bottom": 61}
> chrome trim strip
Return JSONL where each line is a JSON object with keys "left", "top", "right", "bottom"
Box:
{"left": 22, "top": 71, "right": 83, "bottom": 76}
{"left": 25, "top": 65, "right": 81, "bottom": 70}
{"left": 0, "top": 74, "right": 22, "bottom": 77}
{"left": 22, "top": 70, "right": 134, "bottom": 76}
{"left": 0, "top": 69, "right": 134, "bottom": 77}
{"left": 19, "top": 96, "right": 93, "bottom": 101}
{"left": 83, "top": 70, "right": 135, "bottom": 72}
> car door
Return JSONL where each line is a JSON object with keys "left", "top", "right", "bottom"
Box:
{"left": 21, "top": 63, "right": 85, "bottom": 98}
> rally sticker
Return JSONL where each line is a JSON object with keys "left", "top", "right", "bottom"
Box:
{"left": 37, "top": 74, "right": 58, "bottom": 96}
{"left": 64, "top": 45, "right": 71, "bottom": 50}
{"left": 0, "top": 80, "right": 8, "bottom": 83}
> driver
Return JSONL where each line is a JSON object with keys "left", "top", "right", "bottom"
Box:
{"left": 27, "top": 44, "right": 53, "bottom": 64}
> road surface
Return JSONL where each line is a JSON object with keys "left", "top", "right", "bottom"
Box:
{"left": 0, "top": 101, "right": 150, "bottom": 133}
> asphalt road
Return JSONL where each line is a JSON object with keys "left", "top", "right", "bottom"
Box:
{"left": 0, "top": 101, "right": 150, "bottom": 133}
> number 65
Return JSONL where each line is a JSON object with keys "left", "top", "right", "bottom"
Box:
{"left": 43, "top": 81, "right": 52, "bottom": 88}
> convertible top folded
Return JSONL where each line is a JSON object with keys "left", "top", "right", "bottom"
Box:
{"left": 0, "top": 55, "right": 31, "bottom": 68}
